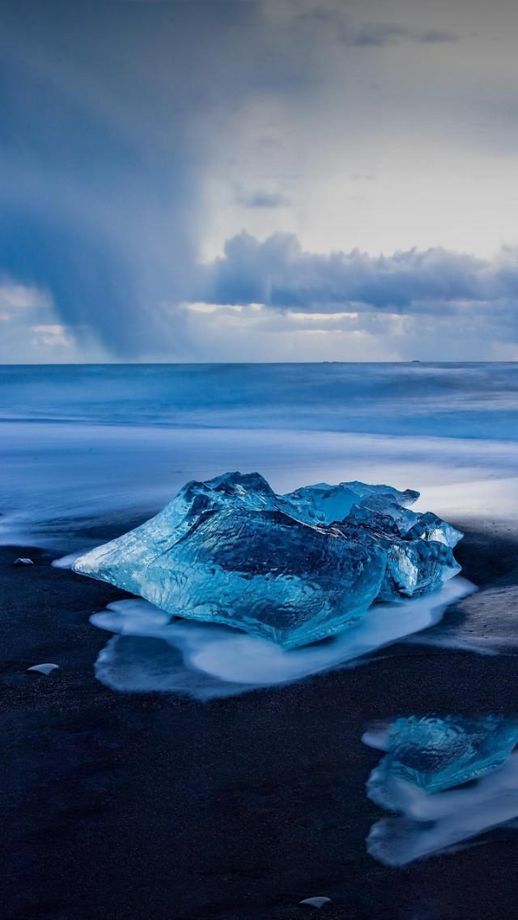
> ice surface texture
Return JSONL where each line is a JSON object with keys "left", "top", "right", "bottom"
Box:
{"left": 363, "top": 715, "right": 518, "bottom": 865}
{"left": 366, "top": 715, "right": 518, "bottom": 799}
{"left": 74, "top": 472, "right": 462, "bottom": 648}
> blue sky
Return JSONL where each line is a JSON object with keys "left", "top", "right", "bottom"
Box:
{"left": 1, "top": 0, "right": 518, "bottom": 362}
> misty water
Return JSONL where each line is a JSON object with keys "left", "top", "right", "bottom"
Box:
{"left": 1, "top": 362, "right": 518, "bottom": 550}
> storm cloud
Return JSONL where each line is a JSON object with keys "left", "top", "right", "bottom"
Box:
{"left": 200, "top": 232, "right": 518, "bottom": 318}
{"left": 0, "top": 0, "right": 313, "bottom": 355}
{"left": 0, "top": 0, "right": 517, "bottom": 360}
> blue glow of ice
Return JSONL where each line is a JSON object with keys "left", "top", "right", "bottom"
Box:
{"left": 74, "top": 472, "right": 462, "bottom": 648}
{"left": 366, "top": 715, "right": 518, "bottom": 797}
{"left": 363, "top": 716, "right": 518, "bottom": 865}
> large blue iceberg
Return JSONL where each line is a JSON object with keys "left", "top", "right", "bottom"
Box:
{"left": 73, "top": 472, "right": 462, "bottom": 648}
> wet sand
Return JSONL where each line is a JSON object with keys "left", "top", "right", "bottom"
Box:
{"left": 2, "top": 524, "right": 518, "bottom": 920}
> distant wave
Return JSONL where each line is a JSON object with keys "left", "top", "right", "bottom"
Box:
{"left": 1, "top": 363, "right": 518, "bottom": 440}
{"left": 1, "top": 364, "right": 518, "bottom": 551}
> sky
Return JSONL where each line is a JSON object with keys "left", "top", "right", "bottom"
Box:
{"left": 1, "top": 0, "right": 518, "bottom": 362}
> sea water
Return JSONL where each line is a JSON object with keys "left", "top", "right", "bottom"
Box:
{"left": 1, "top": 362, "right": 518, "bottom": 551}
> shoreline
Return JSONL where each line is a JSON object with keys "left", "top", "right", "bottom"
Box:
{"left": 2, "top": 521, "right": 518, "bottom": 919}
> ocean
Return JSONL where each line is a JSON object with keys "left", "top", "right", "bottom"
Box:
{"left": 1, "top": 362, "right": 517, "bottom": 549}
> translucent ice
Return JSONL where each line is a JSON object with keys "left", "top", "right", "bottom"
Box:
{"left": 74, "top": 472, "right": 462, "bottom": 648}
{"left": 93, "top": 508, "right": 386, "bottom": 648}
{"left": 299, "top": 897, "right": 332, "bottom": 909}
{"left": 366, "top": 715, "right": 518, "bottom": 797}
{"left": 367, "top": 753, "right": 518, "bottom": 866}
{"left": 364, "top": 716, "right": 518, "bottom": 865}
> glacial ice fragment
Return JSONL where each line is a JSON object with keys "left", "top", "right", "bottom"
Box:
{"left": 299, "top": 896, "right": 332, "bottom": 909}
{"left": 364, "top": 715, "right": 518, "bottom": 865}
{"left": 107, "top": 509, "right": 386, "bottom": 648}
{"left": 337, "top": 504, "right": 461, "bottom": 600}
{"left": 367, "top": 715, "right": 518, "bottom": 797}
{"left": 74, "top": 472, "right": 462, "bottom": 649}
{"left": 27, "top": 663, "right": 60, "bottom": 675}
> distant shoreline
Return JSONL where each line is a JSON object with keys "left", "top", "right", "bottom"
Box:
{"left": 1, "top": 360, "right": 518, "bottom": 367}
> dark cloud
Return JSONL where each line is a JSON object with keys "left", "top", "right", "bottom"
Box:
{"left": 352, "top": 23, "right": 411, "bottom": 47}
{"left": 0, "top": 0, "right": 306, "bottom": 356}
{"left": 240, "top": 190, "right": 291, "bottom": 208}
{"left": 293, "top": 7, "right": 459, "bottom": 48}
{"left": 200, "top": 231, "right": 518, "bottom": 321}
{"left": 420, "top": 29, "right": 459, "bottom": 44}
{"left": 352, "top": 22, "right": 459, "bottom": 47}
{"left": 0, "top": 0, "right": 505, "bottom": 362}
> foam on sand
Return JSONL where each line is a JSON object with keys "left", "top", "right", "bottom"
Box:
{"left": 366, "top": 752, "right": 518, "bottom": 866}
{"left": 364, "top": 719, "right": 518, "bottom": 866}
{"left": 90, "top": 576, "right": 473, "bottom": 700}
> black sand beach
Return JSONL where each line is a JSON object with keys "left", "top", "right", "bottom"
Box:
{"left": 2, "top": 524, "right": 518, "bottom": 920}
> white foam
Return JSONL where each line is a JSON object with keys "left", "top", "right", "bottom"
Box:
{"left": 361, "top": 724, "right": 392, "bottom": 752}
{"left": 2, "top": 419, "right": 518, "bottom": 549}
{"left": 406, "top": 585, "right": 518, "bottom": 657}
{"left": 367, "top": 752, "right": 518, "bottom": 866}
{"left": 407, "top": 633, "right": 507, "bottom": 656}
{"left": 90, "top": 576, "right": 473, "bottom": 700}
{"left": 51, "top": 550, "right": 85, "bottom": 569}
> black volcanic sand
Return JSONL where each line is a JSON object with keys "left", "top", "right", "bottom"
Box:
{"left": 2, "top": 525, "right": 518, "bottom": 920}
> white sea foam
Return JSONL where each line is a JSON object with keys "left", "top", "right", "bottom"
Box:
{"left": 51, "top": 551, "right": 84, "bottom": 569}
{"left": 2, "top": 416, "right": 518, "bottom": 550}
{"left": 366, "top": 753, "right": 518, "bottom": 866}
{"left": 406, "top": 584, "right": 518, "bottom": 657}
{"left": 90, "top": 576, "right": 473, "bottom": 700}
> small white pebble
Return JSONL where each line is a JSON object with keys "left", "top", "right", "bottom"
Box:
{"left": 299, "top": 896, "right": 332, "bottom": 909}
{"left": 27, "top": 663, "right": 60, "bottom": 675}
{"left": 14, "top": 557, "right": 34, "bottom": 566}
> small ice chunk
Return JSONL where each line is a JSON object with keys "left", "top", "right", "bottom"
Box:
{"left": 27, "top": 663, "right": 60, "bottom": 675}
{"left": 366, "top": 751, "right": 518, "bottom": 866}
{"left": 365, "top": 715, "right": 518, "bottom": 865}
{"left": 13, "top": 557, "right": 34, "bottom": 566}
{"left": 299, "top": 896, "right": 332, "bottom": 908}
{"left": 369, "top": 715, "right": 518, "bottom": 797}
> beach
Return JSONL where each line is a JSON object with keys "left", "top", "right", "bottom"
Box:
{"left": 2, "top": 518, "right": 518, "bottom": 920}
{"left": 3, "top": 0, "right": 518, "bottom": 912}
{"left": 1, "top": 363, "right": 518, "bottom": 919}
